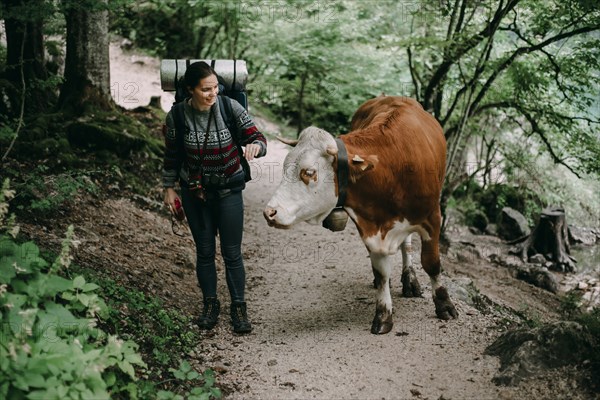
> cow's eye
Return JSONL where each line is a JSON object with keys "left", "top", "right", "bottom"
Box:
{"left": 300, "top": 168, "right": 317, "bottom": 185}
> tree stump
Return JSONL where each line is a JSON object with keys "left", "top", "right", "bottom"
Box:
{"left": 149, "top": 96, "right": 162, "bottom": 109}
{"left": 519, "top": 207, "right": 577, "bottom": 272}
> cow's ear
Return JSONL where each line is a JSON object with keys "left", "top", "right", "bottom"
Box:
{"left": 348, "top": 154, "right": 378, "bottom": 182}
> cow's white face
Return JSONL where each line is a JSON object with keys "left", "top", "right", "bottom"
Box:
{"left": 264, "top": 127, "right": 338, "bottom": 228}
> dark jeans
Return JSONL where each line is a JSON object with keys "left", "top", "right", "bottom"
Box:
{"left": 181, "top": 186, "right": 246, "bottom": 303}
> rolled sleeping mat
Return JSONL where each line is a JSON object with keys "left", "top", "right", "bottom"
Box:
{"left": 160, "top": 59, "right": 248, "bottom": 91}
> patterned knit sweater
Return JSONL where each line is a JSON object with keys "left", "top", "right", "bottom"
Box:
{"left": 162, "top": 98, "right": 267, "bottom": 188}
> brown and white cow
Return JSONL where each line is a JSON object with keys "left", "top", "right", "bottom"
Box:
{"left": 263, "top": 95, "right": 458, "bottom": 334}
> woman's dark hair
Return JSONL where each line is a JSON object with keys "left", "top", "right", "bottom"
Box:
{"left": 184, "top": 61, "right": 217, "bottom": 90}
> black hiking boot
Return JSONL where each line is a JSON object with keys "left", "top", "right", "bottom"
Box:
{"left": 230, "top": 301, "right": 252, "bottom": 334}
{"left": 197, "top": 297, "right": 220, "bottom": 330}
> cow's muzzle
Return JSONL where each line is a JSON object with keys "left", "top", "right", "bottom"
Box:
{"left": 263, "top": 207, "right": 291, "bottom": 229}
{"left": 263, "top": 207, "right": 278, "bottom": 227}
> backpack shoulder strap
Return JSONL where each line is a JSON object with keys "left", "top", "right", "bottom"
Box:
{"left": 218, "top": 95, "right": 242, "bottom": 145}
{"left": 171, "top": 101, "right": 187, "bottom": 164}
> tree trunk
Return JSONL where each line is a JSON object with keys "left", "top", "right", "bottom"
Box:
{"left": 3, "top": 0, "right": 55, "bottom": 115}
{"left": 296, "top": 70, "right": 308, "bottom": 137}
{"left": 58, "top": 0, "right": 114, "bottom": 115}
{"left": 519, "top": 207, "right": 577, "bottom": 272}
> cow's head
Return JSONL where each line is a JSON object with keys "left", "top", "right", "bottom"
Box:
{"left": 264, "top": 127, "right": 339, "bottom": 228}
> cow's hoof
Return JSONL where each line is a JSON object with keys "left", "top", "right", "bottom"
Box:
{"left": 434, "top": 287, "right": 458, "bottom": 320}
{"left": 371, "top": 319, "right": 394, "bottom": 334}
{"left": 371, "top": 310, "right": 393, "bottom": 334}
{"left": 401, "top": 268, "right": 422, "bottom": 297}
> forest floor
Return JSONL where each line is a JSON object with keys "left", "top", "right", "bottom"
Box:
{"left": 18, "top": 41, "right": 599, "bottom": 399}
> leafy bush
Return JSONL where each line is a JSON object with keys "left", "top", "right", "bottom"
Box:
{"left": 110, "top": 0, "right": 199, "bottom": 57}
{"left": 450, "top": 195, "right": 488, "bottom": 231}
{"left": 0, "top": 181, "right": 144, "bottom": 398}
{"left": 12, "top": 166, "right": 98, "bottom": 214}
{"left": 476, "top": 183, "right": 543, "bottom": 225}
{"left": 158, "top": 362, "right": 221, "bottom": 400}
{"left": 453, "top": 181, "right": 544, "bottom": 227}
{"left": 0, "top": 179, "right": 221, "bottom": 399}
{"left": 92, "top": 275, "right": 200, "bottom": 370}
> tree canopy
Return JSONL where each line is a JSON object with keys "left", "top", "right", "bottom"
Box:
{"left": 1, "top": 0, "right": 599, "bottom": 224}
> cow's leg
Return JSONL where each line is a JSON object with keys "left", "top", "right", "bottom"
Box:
{"left": 420, "top": 212, "right": 458, "bottom": 320}
{"left": 370, "top": 252, "right": 394, "bottom": 334}
{"left": 400, "top": 234, "right": 422, "bottom": 297}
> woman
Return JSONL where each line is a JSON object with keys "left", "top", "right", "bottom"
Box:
{"left": 163, "top": 61, "right": 267, "bottom": 333}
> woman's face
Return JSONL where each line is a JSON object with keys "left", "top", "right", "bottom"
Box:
{"left": 189, "top": 74, "right": 219, "bottom": 110}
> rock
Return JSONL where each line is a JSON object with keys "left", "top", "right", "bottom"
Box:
{"left": 446, "top": 277, "right": 493, "bottom": 314}
{"left": 568, "top": 226, "right": 597, "bottom": 246}
{"left": 578, "top": 281, "right": 589, "bottom": 290}
{"left": 485, "top": 223, "right": 499, "bottom": 236}
{"left": 172, "top": 269, "right": 184, "bottom": 278}
{"left": 149, "top": 95, "right": 162, "bottom": 109}
{"left": 267, "top": 359, "right": 277, "bottom": 366}
{"left": 529, "top": 254, "right": 547, "bottom": 264}
{"left": 472, "top": 210, "right": 489, "bottom": 232}
{"left": 498, "top": 207, "right": 531, "bottom": 241}
{"left": 485, "top": 321, "right": 595, "bottom": 386}
{"left": 120, "top": 38, "right": 133, "bottom": 50}
{"left": 505, "top": 255, "right": 524, "bottom": 269}
{"left": 212, "top": 363, "right": 228, "bottom": 373}
{"left": 584, "top": 289, "right": 600, "bottom": 312}
{"left": 468, "top": 226, "right": 482, "bottom": 235}
{"left": 490, "top": 253, "right": 524, "bottom": 270}
{"left": 515, "top": 264, "right": 559, "bottom": 293}
{"left": 446, "top": 278, "right": 472, "bottom": 305}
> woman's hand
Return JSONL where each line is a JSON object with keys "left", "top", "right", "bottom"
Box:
{"left": 244, "top": 143, "right": 261, "bottom": 161}
{"left": 164, "top": 188, "right": 179, "bottom": 215}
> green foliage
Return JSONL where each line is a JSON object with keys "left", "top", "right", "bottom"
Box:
{"left": 0, "top": 223, "right": 145, "bottom": 398}
{"left": 466, "top": 209, "right": 489, "bottom": 232}
{"left": 452, "top": 195, "right": 486, "bottom": 229}
{"left": 453, "top": 181, "right": 544, "bottom": 227}
{"left": 560, "top": 291, "right": 583, "bottom": 320}
{"left": 0, "top": 120, "right": 16, "bottom": 143}
{"left": 94, "top": 275, "right": 200, "bottom": 370}
{"left": 245, "top": 0, "right": 414, "bottom": 134}
{"left": 13, "top": 166, "right": 98, "bottom": 213}
{"left": 110, "top": 0, "right": 212, "bottom": 57}
{"left": 157, "top": 363, "right": 221, "bottom": 400}
{"left": 0, "top": 182, "right": 220, "bottom": 399}
{"left": 0, "top": 44, "right": 6, "bottom": 66}
{"left": 477, "top": 184, "right": 543, "bottom": 226}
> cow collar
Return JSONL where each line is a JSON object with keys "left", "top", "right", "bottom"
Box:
{"left": 335, "top": 137, "right": 349, "bottom": 207}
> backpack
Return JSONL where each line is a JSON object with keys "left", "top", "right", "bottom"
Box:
{"left": 161, "top": 59, "right": 251, "bottom": 182}
{"left": 172, "top": 59, "right": 247, "bottom": 110}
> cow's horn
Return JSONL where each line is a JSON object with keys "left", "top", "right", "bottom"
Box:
{"left": 277, "top": 136, "right": 299, "bottom": 147}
